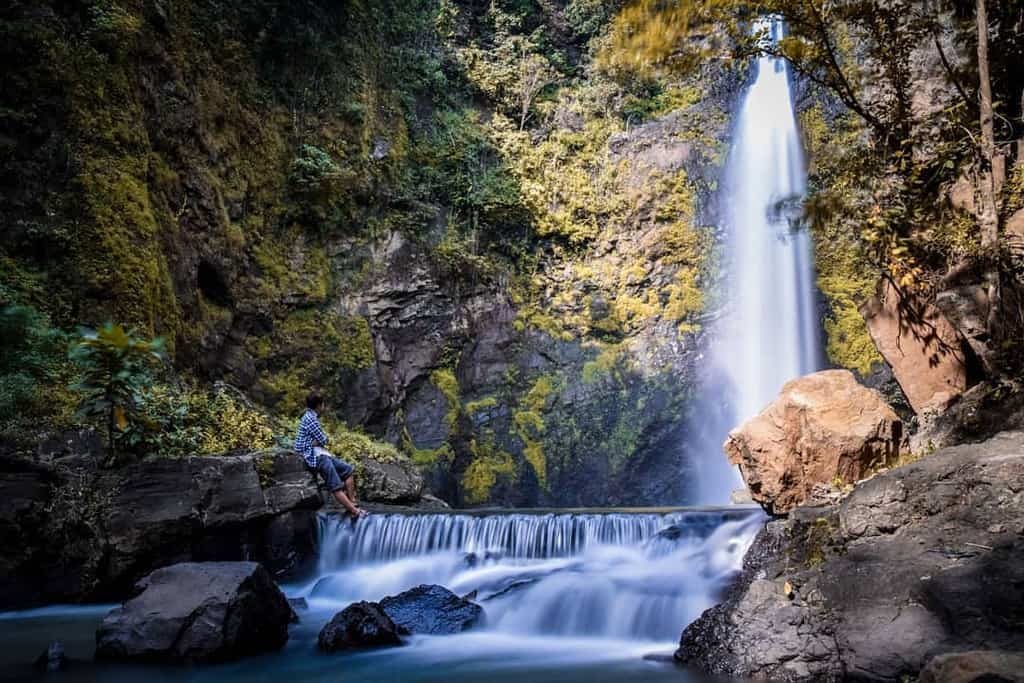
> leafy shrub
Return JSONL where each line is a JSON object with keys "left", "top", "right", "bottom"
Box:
{"left": 69, "top": 324, "right": 164, "bottom": 463}
{"left": 0, "top": 305, "right": 70, "bottom": 419}
{"left": 134, "top": 384, "right": 276, "bottom": 458}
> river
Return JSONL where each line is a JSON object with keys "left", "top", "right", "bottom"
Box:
{"left": 1, "top": 509, "right": 762, "bottom": 682}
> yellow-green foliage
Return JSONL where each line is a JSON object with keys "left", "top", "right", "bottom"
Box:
{"left": 431, "top": 368, "right": 460, "bottom": 430}
{"left": 461, "top": 440, "right": 516, "bottom": 505}
{"left": 465, "top": 396, "right": 498, "bottom": 415}
{"left": 253, "top": 235, "right": 332, "bottom": 305}
{"left": 799, "top": 106, "right": 883, "bottom": 375}
{"left": 582, "top": 344, "right": 627, "bottom": 384}
{"left": 138, "top": 384, "right": 276, "bottom": 457}
{"left": 513, "top": 375, "right": 555, "bottom": 485}
{"left": 327, "top": 424, "right": 403, "bottom": 464}
{"left": 495, "top": 115, "right": 629, "bottom": 245}
{"left": 257, "top": 311, "right": 375, "bottom": 414}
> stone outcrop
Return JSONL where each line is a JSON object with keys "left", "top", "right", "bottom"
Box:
{"left": 359, "top": 455, "right": 424, "bottom": 504}
{"left": 317, "top": 602, "right": 403, "bottom": 652}
{"left": 678, "top": 431, "right": 1024, "bottom": 682}
{"left": 724, "top": 370, "right": 904, "bottom": 514}
{"left": 96, "top": 562, "right": 293, "bottom": 663}
{"left": 911, "top": 380, "right": 1024, "bottom": 453}
{"left": 860, "top": 280, "right": 972, "bottom": 413}
{"left": 0, "top": 450, "right": 319, "bottom": 609}
{"left": 379, "top": 584, "right": 484, "bottom": 635}
{"left": 919, "top": 651, "right": 1024, "bottom": 683}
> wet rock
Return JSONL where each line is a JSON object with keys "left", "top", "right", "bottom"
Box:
{"left": 96, "top": 562, "right": 293, "bottom": 663}
{"left": 359, "top": 454, "right": 424, "bottom": 504}
{"left": 725, "top": 370, "right": 904, "bottom": 514}
{"left": 919, "top": 650, "right": 1024, "bottom": 683}
{"left": 860, "top": 279, "right": 972, "bottom": 413}
{"left": 317, "top": 602, "right": 403, "bottom": 651}
{"left": 34, "top": 641, "right": 67, "bottom": 672}
{"left": 678, "top": 431, "right": 1024, "bottom": 682}
{"left": 379, "top": 584, "right": 484, "bottom": 635}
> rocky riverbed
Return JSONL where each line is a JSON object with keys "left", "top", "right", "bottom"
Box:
{"left": 677, "top": 430, "right": 1024, "bottom": 681}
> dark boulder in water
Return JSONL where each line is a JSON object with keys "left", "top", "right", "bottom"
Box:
{"left": 379, "top": 584, "right": 484, "bottom": 635}
{"left": 317, "top": 602, "right": 403, "bottom": 651}
{"left": 34, "top": 641, "right": 67, "bottom": 672}
{"left": 95, "top": 562, "right": 293, "bottom": 664}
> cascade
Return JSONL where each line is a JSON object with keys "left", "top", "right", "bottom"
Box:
{"left": 299, "top": 510, "right": 763, "bottom": 643}
{"left": 690, "top": 18, "right": 823, "bottom": 503}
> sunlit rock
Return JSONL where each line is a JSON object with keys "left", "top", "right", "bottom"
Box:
{"left": 724, "top": 369, "right": 903, "bottom": 515}
{"left": 860, "top": 279, "right": 970, "bottom": 413}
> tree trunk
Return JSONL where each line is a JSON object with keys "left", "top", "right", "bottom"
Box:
{"left": 975, "top": 0, "right": 1002, "bottom": 359}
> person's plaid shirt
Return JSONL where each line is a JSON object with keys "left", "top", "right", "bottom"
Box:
{"left": 294, "top": 409, "right": 329, "bottom": 467}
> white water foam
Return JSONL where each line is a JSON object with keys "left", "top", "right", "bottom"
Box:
{"left": 292, "top": 510, "right": 763, "bottom": 646}
{"left": 690, "top": 18, "right": 822, "bottom": 503}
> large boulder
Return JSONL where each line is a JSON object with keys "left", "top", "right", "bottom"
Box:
{"left": 860, "top": 279, "right": 971, "bottom": 413}
{"left": 379, "top": 584, "right": 484, "bottom": 635}
{"left": 920, "top": 651, "right": 1024, "bottom": 683}
{"left": 724, "top": 370, "right": 904, "bottom": 514}
{"left": 95, "top": 562, "right": 293, "bottom": 663}
{"left": 678, "top": 431, "right": 1024, "bottom": 682}
{"left": 317, "top": 602, "right": 403, "bottom": 651}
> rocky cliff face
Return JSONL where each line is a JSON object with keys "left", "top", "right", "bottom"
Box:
{"left": 677, "top": 431, "right": 1024, "bottom": 682}
{"left": 1, "top": 0, "right": 741, "bottom": 506}
{"left": 0, "top": 446, "right": 423, "bottom": 608}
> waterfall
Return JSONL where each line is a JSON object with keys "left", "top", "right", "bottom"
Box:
{"left": 689, "top": 18, "right": 822, "bottom": 503}
{"left": 297, "top": 510, "right": 763, "bottom": 644}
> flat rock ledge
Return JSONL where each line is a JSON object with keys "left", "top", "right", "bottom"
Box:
{"left": 96, "top": 562, "right": 294, "bottom": 664}
{"left": 676, "top": 431, "right": 1024, "bottom": 682}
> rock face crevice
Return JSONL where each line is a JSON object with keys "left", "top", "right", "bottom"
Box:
{"left": 678, "top": 431, "right": 1024, "bottom": 682}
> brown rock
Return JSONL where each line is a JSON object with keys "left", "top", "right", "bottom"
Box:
{"left": 724, "top": 370, "right": 903, "bottom": 514}
{"left": 919, "top": 650, "right": 1024, "bottom": 683}
{"left": 860, "top": 280, "right": 970, "bottom": 413}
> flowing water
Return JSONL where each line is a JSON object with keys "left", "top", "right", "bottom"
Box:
{"left": 691, "top": 18, "right": 823, "bottom": 503}
{"left": 0, "top": 18, "right": 812, "bottom": 683}
{"left": 1, "top": 509, "right": 763, "bottom": 682}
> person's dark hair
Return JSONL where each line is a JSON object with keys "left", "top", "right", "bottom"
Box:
{"left": 305, "top": 392, "right": 325, "bottom": 411}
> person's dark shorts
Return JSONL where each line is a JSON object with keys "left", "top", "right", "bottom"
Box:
{"left": 313, "top": 453, "right": 354, "bottom": 493}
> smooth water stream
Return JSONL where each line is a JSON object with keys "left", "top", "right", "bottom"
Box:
{"left": 691, "top": 18, "right": 822, "bottom": 503}
{"left": 1, "top": 509, "right": 762, "bottom": 682}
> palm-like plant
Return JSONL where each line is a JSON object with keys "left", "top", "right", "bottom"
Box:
{"left": 69, "top": 324, "right": 164, "bottom": 465}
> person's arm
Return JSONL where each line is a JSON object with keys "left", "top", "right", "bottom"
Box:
{"left": 312, "top": 416, "right": 329, "bottom": 447}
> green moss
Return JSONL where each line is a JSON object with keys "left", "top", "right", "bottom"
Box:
{"left": 512, "top": 374, "right": 556, "bottom": 486}
{"left": 465, "top": 396, "right": 498, "bottom": 415}
{"left": 430, "top": 368, "right": 460, "bottom": 430}
{"left": 461, "top": 439, "right": 516, "bottom": 505}
{"left": 258, "top": 311, "right": 374, "bottom": 414}
{"left": 582, "top": 344, "right": 626, "bottom": 384}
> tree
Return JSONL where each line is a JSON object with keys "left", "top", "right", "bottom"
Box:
{"left": 974, "top": 0, "right": 1002, "bottom": 343}
{"left": 69, "top": 323, "right": 164, "bottom": 465}
{"left": 518, "top": 46, "right": 558, "bottom": 130}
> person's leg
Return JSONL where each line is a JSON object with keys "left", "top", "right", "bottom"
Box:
{"left": 345, "top": 475, "right": 356, "bottom": 504}
{"left": 315, "top": 449, "right": 360, "bottom": 517}
{"left": 330, "top": 457, "right": 364, "bottom": 516}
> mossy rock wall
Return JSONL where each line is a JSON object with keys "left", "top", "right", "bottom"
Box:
{"left": 2, "top": 0, "right": 741, "bottom": 506}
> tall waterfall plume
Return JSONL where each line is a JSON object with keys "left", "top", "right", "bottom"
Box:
{"left": 689, "top": 18, "right": 822, "bottom": 503}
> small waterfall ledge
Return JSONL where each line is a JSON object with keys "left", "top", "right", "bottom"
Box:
{"left": 297, "top": 509, "right": 765, "bottom": 644}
